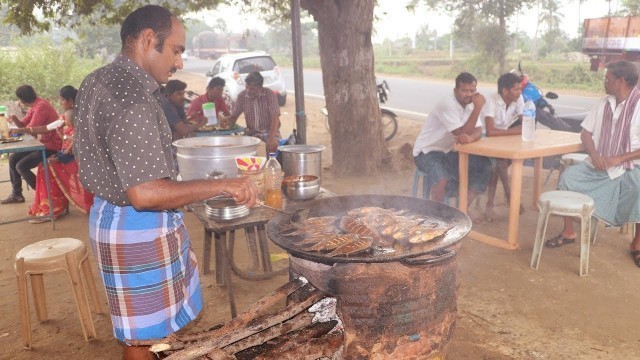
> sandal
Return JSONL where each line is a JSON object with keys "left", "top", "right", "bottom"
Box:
{"left": 630, "top": 250, "right": 640, "bottom": 268}
{"left": 544, "top": 234, "right": 576, "bottom": 248}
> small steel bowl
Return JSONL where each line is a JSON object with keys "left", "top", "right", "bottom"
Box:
{"left": 282, "top": 175, "right": 320, "bottom": 200}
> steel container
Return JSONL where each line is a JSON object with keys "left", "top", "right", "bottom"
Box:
{"left": 278, "top": 145, "right": 325, "bottom": 183}
{"left": 174, "top": 136, "right": 261, "bottom": 180}
{"left": 282, "top": 175, "right": 320, "bottom": 200}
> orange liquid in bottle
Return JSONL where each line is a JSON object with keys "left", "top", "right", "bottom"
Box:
{"left": 265, "top": 189, "right": 283, "bottom": 209}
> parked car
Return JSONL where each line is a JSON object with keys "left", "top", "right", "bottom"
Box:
{"left": 205, "top": 51, "right": 287, "bottom": 106}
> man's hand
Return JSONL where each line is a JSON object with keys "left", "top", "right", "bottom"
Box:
{"left": 472, "top": 93, "right": 486, "bottom": 109}
{"left": 605, "top": 156, "right": 623, "bottom": 169}
{"left": 591, "top": 153, "right": 608, "bottom": 171}
{"left": 7, "top": 115, "right": 19, "bottom": 125}
{"left": 8, "top": 128, "right": 24, "bottom": 136}
{"left": 216, "top": 177, "right": 258, "bottom": 207}
{"left": 456, "top": 133, "right": 474, "bottom": 144}
{"left": 266, "top": 136, "right": 279, "bottom": 153}
{"left": 219, "top": 114, "right": 236, "bottom": 129}
{"left": 195, "top": 116, "right": 207, "bottom": 128}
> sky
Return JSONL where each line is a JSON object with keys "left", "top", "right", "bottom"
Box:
{"left": 193, "top": 0, "right": 618, "bottom": 43}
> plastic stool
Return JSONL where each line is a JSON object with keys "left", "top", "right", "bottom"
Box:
{"left": 15, "top": 238, "right": 102, "bottom": 349}
{"left": 412, "top": 168, "right": 430, "bottom": 199}
{"left": 530, "top": 191, "right": 597, "bottom": 276}
{"left": 411, "top": 168, "right": 457, "bottom": 206}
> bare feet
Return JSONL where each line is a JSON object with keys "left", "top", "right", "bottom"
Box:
{"left": 485, "top": 206, "right": 498, "bottom": 222}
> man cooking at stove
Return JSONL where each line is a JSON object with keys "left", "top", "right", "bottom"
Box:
{"left": 73, "top": 5, "right": 257, "bottom": 360}
{"left": 221, "top": 71, "right": 281, "bottom": 153}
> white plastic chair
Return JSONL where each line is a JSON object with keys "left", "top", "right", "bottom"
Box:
{"left": 530, "top": 190, "right": 597, "bottom": 276}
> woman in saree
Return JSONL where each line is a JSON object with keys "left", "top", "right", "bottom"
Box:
{"left": 24, "top": 86, "right": 93, "bottom": 222}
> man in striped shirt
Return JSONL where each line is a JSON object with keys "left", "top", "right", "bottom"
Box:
{"left": 224, "top": 71, "right": 281, "bottom": 153}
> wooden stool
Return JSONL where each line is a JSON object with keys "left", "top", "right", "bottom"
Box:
{"left": 530, "top": 191, "right": 597, "bottom": 276}
{"left": 15, "top": 238, "right": 102, "bottom": 349}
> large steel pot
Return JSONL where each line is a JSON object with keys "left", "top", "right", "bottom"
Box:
{"left": 278, "top": 144, "right": 325, "bottom": 183}
{"left": 174, "top": 136, "right": 261, "bottom": 180}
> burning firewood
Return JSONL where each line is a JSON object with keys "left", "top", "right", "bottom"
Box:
{"left": 149, "top": 281, "right": 326, "bottom": 360}
{"left": 253, "top": 332, "right": 343, "bottom": 360}
{"left": 233, "top": 319, "right": 338, "bottom": 359}
{"left": 133, "top": 278, "right": 308, "bottom": 349}
{"left": 212, "top": 312, "right": 316, "bottom": 358}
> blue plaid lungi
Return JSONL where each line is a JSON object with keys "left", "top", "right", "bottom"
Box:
{"left": 559, "top": 162, "right": 640, "bottom": 226}
{"left": 89, "top": 197, "right": 203, "bottom": 342}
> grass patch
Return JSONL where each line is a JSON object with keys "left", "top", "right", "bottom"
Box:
{"left": 0, "top": 43, "right": 103, "bottom": 105}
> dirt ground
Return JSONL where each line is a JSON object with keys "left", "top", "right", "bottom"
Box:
{"left": 1, "top": 71, "right": 639, "bottom": 360}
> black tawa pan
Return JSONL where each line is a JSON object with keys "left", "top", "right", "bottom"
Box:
{"left": 266, "top": 195, "right": 472, "bottom": 265}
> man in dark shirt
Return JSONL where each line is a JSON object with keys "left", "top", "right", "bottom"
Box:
{"left": 2, "top": 85, "right": 61, "bottom": 204}
{"left": 224, "top": 71, "right": 281, "bottom": 152}
{"left": 161, "top": 79, "right": 205, "bottom": 140}
{"left": 73, "top": 5, "right": 256, "bottom": 359}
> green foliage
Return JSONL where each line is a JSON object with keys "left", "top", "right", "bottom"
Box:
{"left": 0, "top": 42, "right": 102, "bottom": 103}
{"left": 71, "top": 20, "right": 120, "bottom": 60}
{"left": 0, "top": 0, "right": 227, "bottom": 35}
{"left": 453, "top": 54, "right": 499, "bottom": 79}
{"left": 622, "top": 0, "right": 640, "bottom": 15}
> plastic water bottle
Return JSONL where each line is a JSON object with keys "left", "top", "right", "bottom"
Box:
{"left": 522, "top": 99, "right": 536, "bottom": 142}
{"left": 202, "top": 102, "right": 217, "bottom": 126}
{"left": 264, "top": 153, "right": 283, "bottom": 209}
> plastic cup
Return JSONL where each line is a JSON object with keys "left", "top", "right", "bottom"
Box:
{"left": 202, "top": 102, "right": 217, "bottom": 126}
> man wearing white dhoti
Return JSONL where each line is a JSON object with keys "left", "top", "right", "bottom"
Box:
{"left": 545, "top": 60, "right": 640, "bottom": 268}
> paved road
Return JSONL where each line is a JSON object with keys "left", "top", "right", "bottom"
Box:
{"left": 184, "top": 58, "right": 597, "bottom": 121}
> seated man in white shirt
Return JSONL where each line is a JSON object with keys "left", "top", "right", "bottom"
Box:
{"left": 413, "top": 72, "right": 492, "bottom": 204}
{"left": 546, "top": 60, "right": 640, "bottom": 269}
{"left": 483, "top": 72, "right": 525, "bottom": 220}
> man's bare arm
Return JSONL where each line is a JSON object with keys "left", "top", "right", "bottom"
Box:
{"left": 456, "top": 127, "right": 482, "bottom": 144}
{"left": 453, "top": 93, "right": 485, "bottom": 136}
{"left": 485, "top": 117, "right": 522, "bottom": 137}
{"left": 581, "top": 129, "right": 607, "bottom": 170}
{"left": 126, "top": 177, "right": 257, "bottom": 211}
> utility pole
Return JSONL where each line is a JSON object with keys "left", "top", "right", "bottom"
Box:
{"left": 290, "top": 0, "right": 306, "bottom": 144}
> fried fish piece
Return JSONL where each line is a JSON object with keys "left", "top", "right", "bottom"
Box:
{"left": 407, "top": 226, "right": 450, "bottom": 244}
{"left": 287, "top": 224, "right": 339, "bottom": 237}
{"left": 307, "top": 234, "right": 361, "bottom": 252}
{"left": 328, "top": 235, "right": 373, "bottom": 256}
{"left": 296, "top": 233, "right": 339, "bottom": 247}
{"left": 302, "top": 216, "right": 338, "bottom": 227}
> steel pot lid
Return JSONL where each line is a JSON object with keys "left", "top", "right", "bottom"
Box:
{"left": 266, "top": 194, "right": 471, "bottom": 265}
{"left": 278, "top": 144, "right": 325, "bottom": 153}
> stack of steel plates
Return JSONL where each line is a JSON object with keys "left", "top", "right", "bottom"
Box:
{"left": 203, "top": 197, "right": 249, "bottom": 221}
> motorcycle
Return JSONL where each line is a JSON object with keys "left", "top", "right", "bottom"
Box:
{"left": 516, "top": 62, "right": 587, "bottom": 133}
{"left": 321, "top": 80, "right": 399, "bottom": 141}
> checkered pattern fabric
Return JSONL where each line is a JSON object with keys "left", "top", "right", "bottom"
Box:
{"left": 89, "top": 197, "right": 202, "bottom": 341}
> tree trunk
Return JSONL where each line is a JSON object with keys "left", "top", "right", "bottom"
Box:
{"left": 498, "top": 0, "right": 507, "bottom": 74}
{"left": 301, "top": 0, "right": 387, "bottom": 176}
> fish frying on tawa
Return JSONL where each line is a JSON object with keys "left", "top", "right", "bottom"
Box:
{"left": 327, "top": 235, "right": 373, "bottom": 256}
{"left": 281, "top": 216, "right": 339, "bottom": 237}
{"left": 289, "top": 206, "right": 450, "bottom": 257}
{"left": 307, "top": 234, "right": 362, "bottom": 252}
